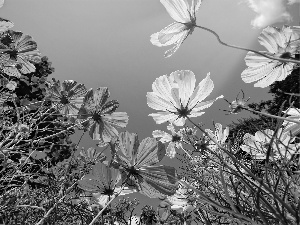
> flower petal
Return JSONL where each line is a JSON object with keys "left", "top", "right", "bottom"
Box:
{"left": 189, "top": 73, "right": 214, "bottom": 109}
{"left": 149, "top": 112, "right": 179, "bottom": 125}
{"left": 170, "top": 70, "right": 196, "bottom": 107}
{"left": 138, "top": 165, "right": 178, "bottom": 198}
{"left": 258, "top": 27, "right": 281, "bottom": 53}
{"left": 244, "top": 51, "right": 273, "bottom": 68}
{"left": 160, "top": 0, "right": 191, "bottom": 23}
{"left": 152, "top": 130, "right": 172, "bottom": 143}
{"left": 164, "top": 30, "right": 189, "bottom": 58}
{"left": 94, "top": 87, "right": 110, "bottom": 108}
{"left": 92, "top": 162, "right": 121, "bottom": 190}
{"left": 151, "top": 74, "right": 179, "bottom": 106}
{"left": 190, "top": 0, "right": 203, "bottom": 16}
{"left": 255, "top": 129, "right": 273, "bottom": 143}
{"left": 192, "top": 95, "right": 223, "bottom": 111}
{"left": 118, "top": 131, "right": 140, "bottom": 163}
{"left": 157, "top": 22, "right": 187, "bottom": 45}
{"left": 166, "top": 142, "right": 176, "bottom": 158}
{"left": 135, "top": 137, "right": 166, "bottom": 167}
{"left": 147, "top": 92, "right": 177, "bottom": 112}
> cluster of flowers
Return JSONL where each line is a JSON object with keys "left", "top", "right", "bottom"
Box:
{"left": 0, "top": 0, "right": 300, "bottom": 224}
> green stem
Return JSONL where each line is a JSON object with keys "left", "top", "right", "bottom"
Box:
{"left": 194, "top": 25, "right": 300, "bottom": 65}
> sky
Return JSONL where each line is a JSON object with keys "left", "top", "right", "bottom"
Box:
{"left": 1, "top": 0, "right": 299, "bottom": 219}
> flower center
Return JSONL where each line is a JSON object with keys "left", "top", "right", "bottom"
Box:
{"left": 5, "top": 49, "right": 18, "bottom": 61}
{"left": 92, "top": 112, "right": 102, "bottom": 123}
{"left": 172, "top": 134, "right": 181, "bottom": 142}
{"left": 60, "top": 95, "right": 69, "bottom": 104}
{"left": 177, "top": 105, "right": 191, "bottom": 118}
{"left": 280, "top": 52, "right": 292, "bottom": 59}
{"left": 127, "top": 166, "right": 139, "bottom": 176}
{"left": 103, "top": 188, "right": 114, "bottom": 196}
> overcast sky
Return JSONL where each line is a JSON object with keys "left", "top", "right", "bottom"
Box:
{"left": 2, "top": 0, "right": 299, "bottom": 214}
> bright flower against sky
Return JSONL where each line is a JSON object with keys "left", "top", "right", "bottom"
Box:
{"left": 150, "top": 0, "right": 203, "bottom": 57}
{"left": 47, "top": 79, "right": 87, "bottom": 117}
{"left": 282, "top": 107, "right": 300, "bottom": 136}
{"left": 0, "top": 30, "right": 41, "bottom": 78}
{"left": 78, "top": 87, "right": 129, "bottom": 144}
{"left": 240, "top": 128, "right": 299, "bottom": 160}
{"left": 152, "top": 123, "right": 184, "bottom": 158}
{"left": 241, "top": 26, "right": 300, "bottom": 88}
{"left": 290, "top": 26, "right": 300, "bottom": 53}
{"left": 205, "top": 123, "right": 229, "bottom": 151}
{"left": 113, "top": 131, "right": 178, "bottom": 198}
{"left": 77, "top": 162, "right": 134, "bottom": 208}
{"left": 147, "top": 70, "right": 223, "bottom": 126}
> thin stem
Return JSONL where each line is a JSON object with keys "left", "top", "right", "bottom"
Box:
{"left": 243, "top": 107, "right": 300, "bottom": 125}
{"left": 194, "top": 25, "right": 300, "bottom": 65}
{"left": 32, "top": 119, "right": 89, "bottom": 144}
{"left": 16, "top": 205, "right": 46, "bottom": 211}
{"left": 181, "top": 146, "right": 192, "bottom": 159}
{"left": 35, "top": 182, "right": 77, "bottom": 225}
{"left": 88, "top": 185, "right": 126, "bottom": 225}
{"left": 186, "top": 116, "right": 296, "bottom": 216}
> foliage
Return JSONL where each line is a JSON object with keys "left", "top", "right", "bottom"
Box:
{"left": 0, "top": 1, "right": 300, "bottom": 225}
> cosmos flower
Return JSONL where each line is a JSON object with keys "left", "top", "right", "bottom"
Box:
{"left": 282, "top": 107, "right": 300, "bottom": 136}
{"left": 113, "top": 131, "right": 178, "bottom": 198}
{"left": 157, "top": 185, "right": 195, "bottom": 223}
{"left": 205, "top": 123, "right": 229, "bottom": 151}
{"left": 78, "top": 87, "right": 129, "bottom": 144}
{"left": 152, "top": 123, "right": 184, "bottom": 158}
{"left": 0, "top": 30, "right": 41, "bottom": 78}
{"left": 5, "top": 80, "right": 17, "bottom": 91}
{"left": 241, "top": 26, "right": 300, "bottom": 88}
{"left": 240, "top": 128, "right": 299, "bottom": 160}
{"left": 77, "top": 162, "right": 135, "bottom": 208}
{"left": 47, "top": 79, "right": 87, "bottom": 117}
{"left": 147, "top": 70, "right": 223, "bottom": 126}
{"left": 150, "top": 0, "right": 203, "bottom": 57}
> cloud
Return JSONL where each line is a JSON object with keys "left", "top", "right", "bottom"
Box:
{"left": 244, "top": 0, "right": 293, "bottom": 28}
{"left": 288, "top": 0, "right": 300, "bottom": 4}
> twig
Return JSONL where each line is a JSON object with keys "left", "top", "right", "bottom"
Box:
{"left": 195, "top": 25, "right": 300, "bottom": 65}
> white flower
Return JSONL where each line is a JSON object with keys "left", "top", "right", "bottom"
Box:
{"left": 147, "top": 70, "right": 223, "bottom": 126}
{"left": 5, "top": 80, "right": 17, "bottom": 91}
{"left": 152, "top": 123, "right": 184, "bottom": 158}
{"left": 240, "top": 128, "right": 299, "bottom": 160}
{"left": 205, "top": 123, "right": 229, "bottom": 151}
{"left": 241, "top": 26, "right": 299, "bottom": 88}
{"left": 290, "top": 26, "right": 300, "bottom": 53}
{"left": 158, "top": 184, "right": 195, "bottom": 222}
{"left": 150, "top": 0, "right": 203, "bottom": 57}
{"left": 282, "top": 107, "right": 300, "bottom": 136}
{"left": 77, "top": 162, "right": 135, "bottom": 208}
